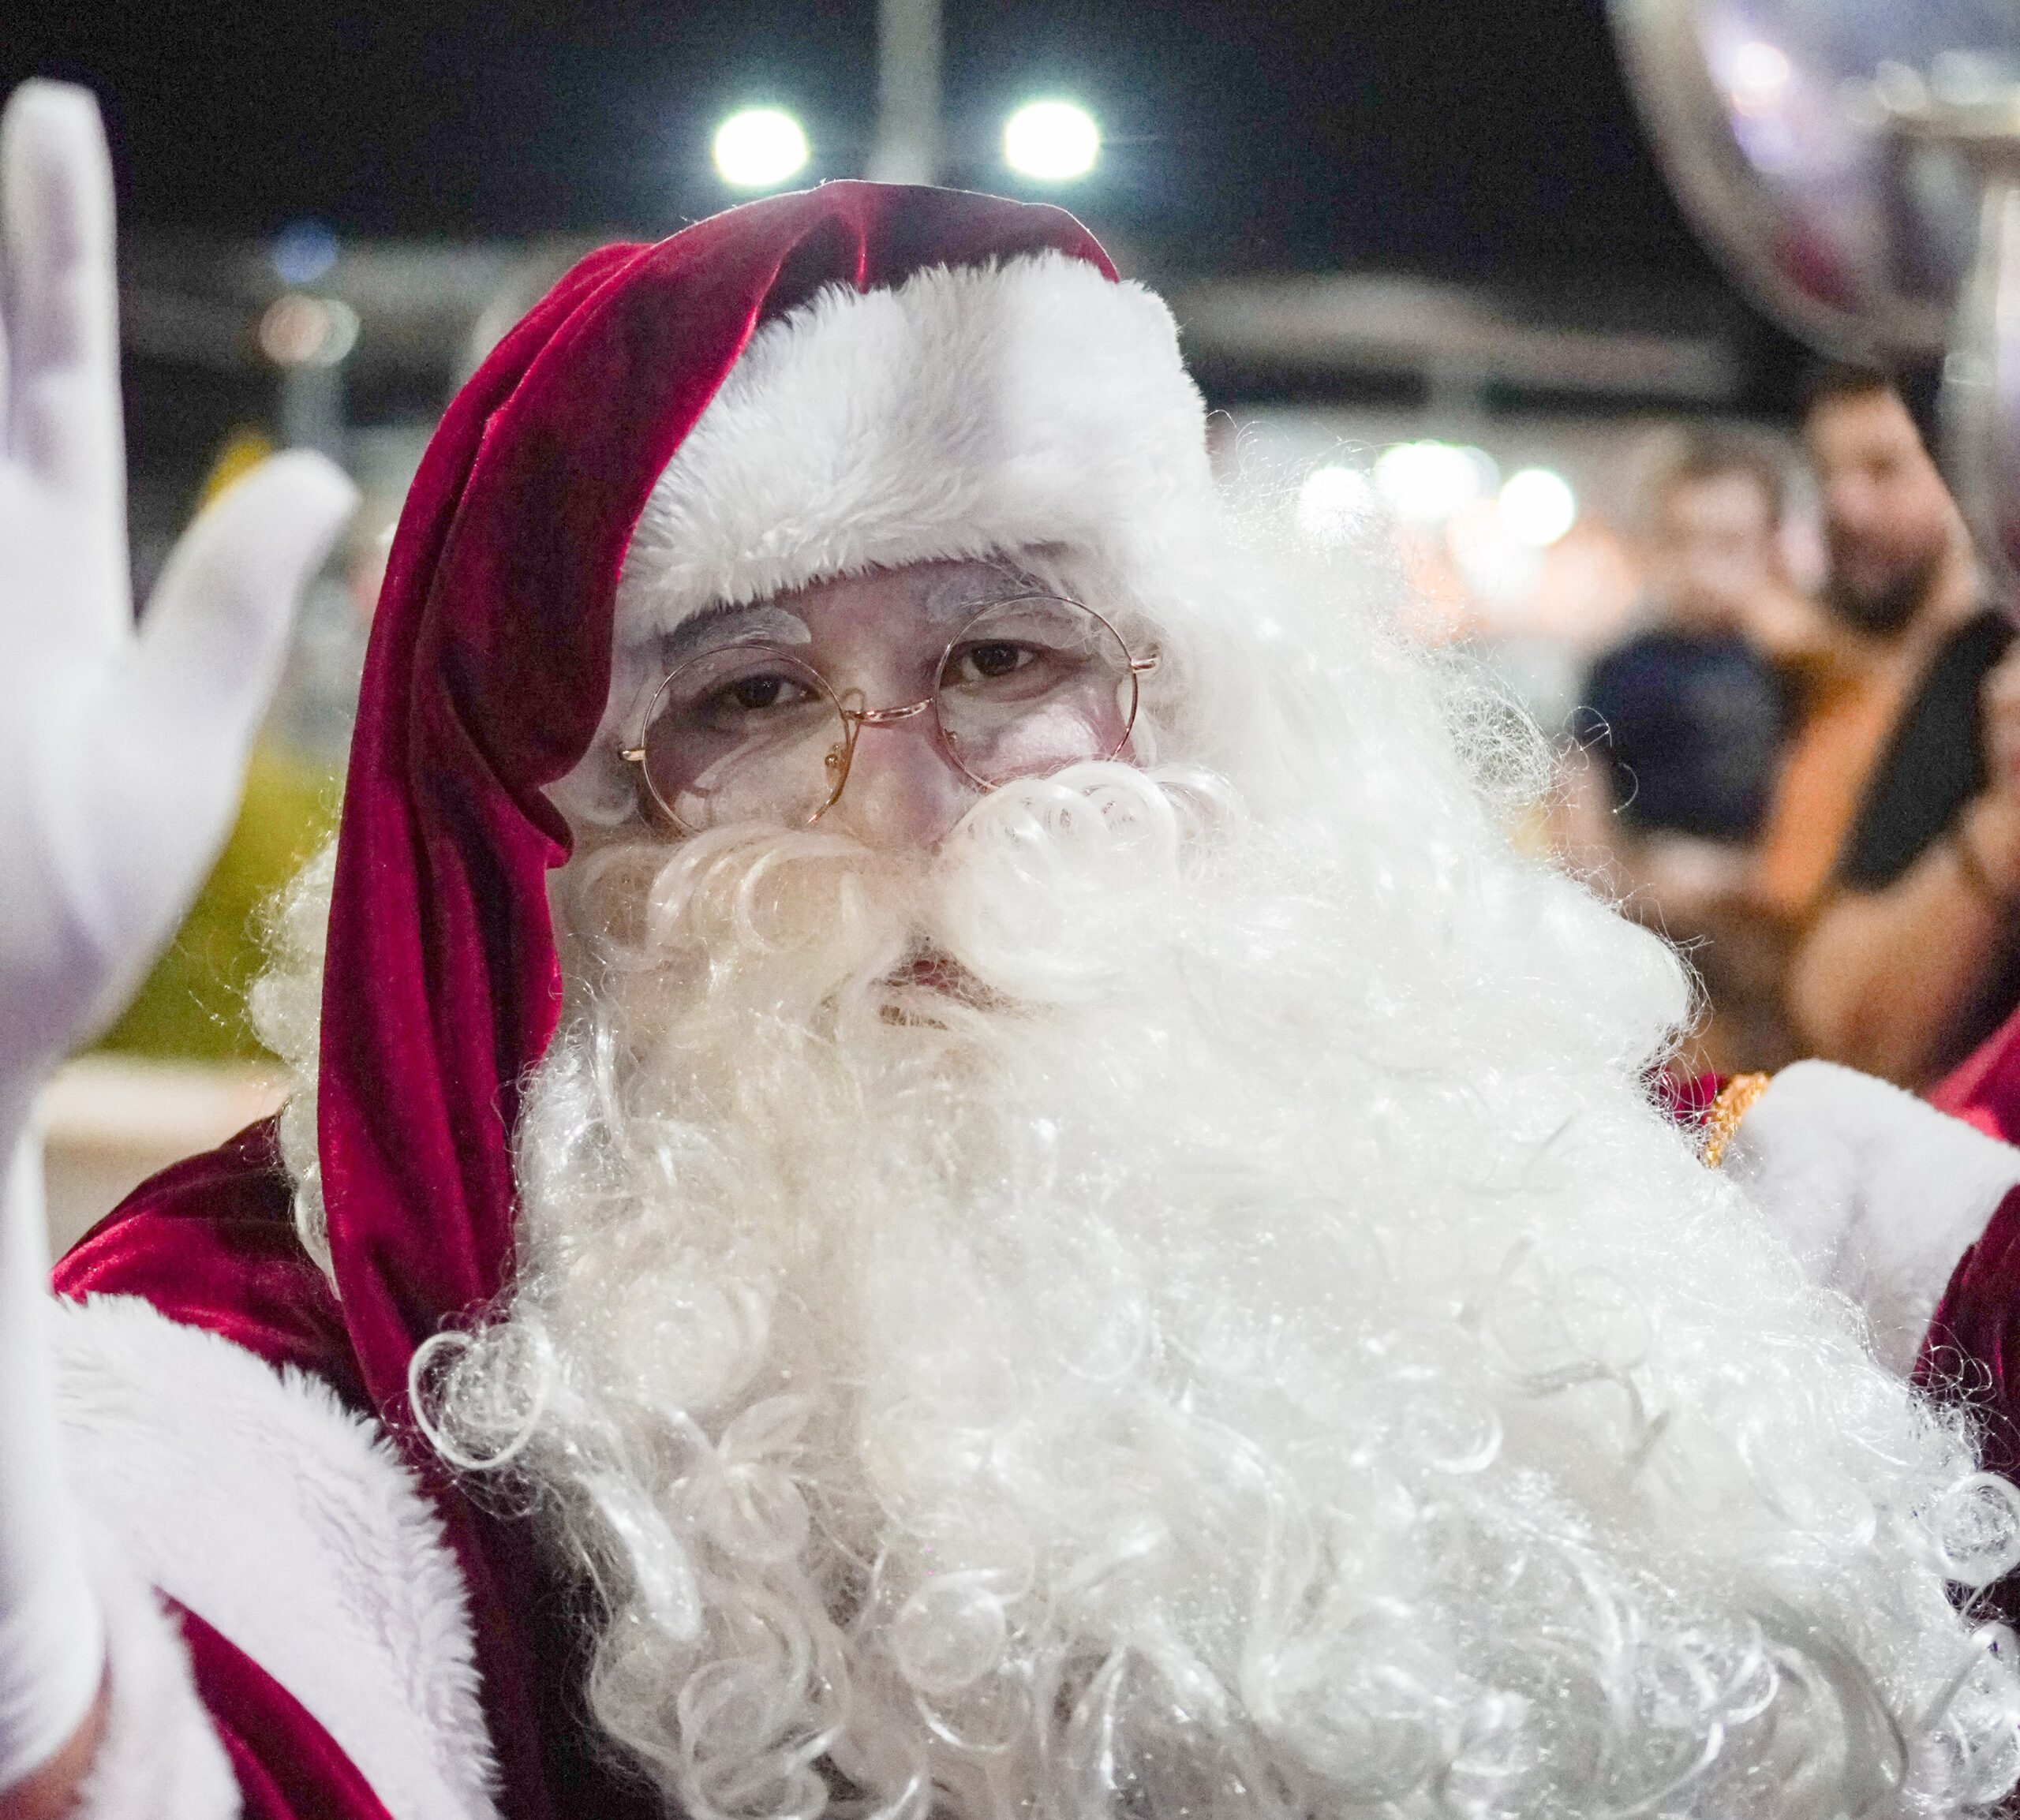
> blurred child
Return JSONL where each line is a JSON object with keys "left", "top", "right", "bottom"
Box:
{"left": 1557, "top": 428, "right": 1816, "bottom": 1070}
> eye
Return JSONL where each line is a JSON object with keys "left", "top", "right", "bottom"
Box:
{"left": 953, "top": 640, "right": 1037, "bottom": 683}
{"left": 708, "top": 671, "right": 817, "bottom": 716}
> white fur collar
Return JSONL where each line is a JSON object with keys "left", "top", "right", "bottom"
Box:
{"left": 50, "top": 1294, "right": 500, "bottom": 1820}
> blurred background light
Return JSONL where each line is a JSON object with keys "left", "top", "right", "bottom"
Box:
{"left": 713, "top": 107, "right": 810, "bottom": 189}
{"left": 1931, "top": 50, "right": 2018, "bottom": 107}
{"left": 269, "top": 220, "right": 338, "bottom": 288}
{"left": 257, "top": 293, "right": 360, "bottom": 368}
{"left": 1728, "top": 39, "right": 1791, "bottom": 117}
{"left": 1295, "top": 464, "right": 1376, "bottom": 544}
{"left": 1497, "top": 465, "right": 1579, "bottom": 547}
{"left": 1003, "top": 99, "right": 1100, "bottom": 181}
{"left": 1373, "top": 440, "right": 1494, "bottom": 522}
{"left": 1446, "top": 498, "right": 1543, "bottom": 615}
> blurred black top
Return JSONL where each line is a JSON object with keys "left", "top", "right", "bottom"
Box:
{"left": 1837, "top": 607, "right": 2013, "bottom": 890}
{"left": 1573, "top": 628, "right": 1790, "bottom": 843}
{"left": 1836, "top": 606, "right": 2018, "bottom": 1075}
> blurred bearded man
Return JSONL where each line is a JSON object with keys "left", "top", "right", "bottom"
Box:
{"left": 17, "top": 82, "right": 2020, "bottom": 1820}
{"left": 1786, "top": 369, "right": 2020, "bottom": 1086}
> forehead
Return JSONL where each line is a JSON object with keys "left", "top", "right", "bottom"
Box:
{"left": 653, "top": 555, "right": 1048, "bottom": 664}
{"left": 780, "top": 555, "right": 1040, "bottom": 622}
{"left": 1657, "top": 470, "right": 1773, "bottom": 529}
{"left": 1806, "top": 391, "right": 1923, "bottom": 465}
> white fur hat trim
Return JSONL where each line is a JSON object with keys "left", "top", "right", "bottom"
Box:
{"left": 615, "top": 250, "right": 1213, "bottom": 638}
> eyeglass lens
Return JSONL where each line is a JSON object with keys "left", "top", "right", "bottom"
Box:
{"left": 638, "top": 596, "right": 1139, "bottom": 832}
{"left": 934, "top": 596, "right": 1134, "bottom": 787}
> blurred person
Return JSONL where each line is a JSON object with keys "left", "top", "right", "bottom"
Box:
{"left": 1563, "top": 430, "right": 1794, "bottom": 906}
{"left": 1556, "top": 430, "right": 1805, "bottom": 1069}
{"left": 1784, "top": 368, "right": 2017, "bottom": 1087}
{"left": 21, "top": 80, "right": 2020, "bottom": 1820}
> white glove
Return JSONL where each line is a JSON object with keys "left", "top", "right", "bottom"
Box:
{"left": 0, "top": 80, "right": 355, "bottom": 1792}
{"left": 1725, "top": 1059, "right": 2020, "bottom": 1376}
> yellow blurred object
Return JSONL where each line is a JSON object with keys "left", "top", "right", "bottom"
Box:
{"left": 198, "top": 427, "right": 277, "bottom": 509}
{"left": 1505, "top": 795, "right": 1557, "bottom": 859}
{"left": 95, "top": 742, "right": 339, "bottom": 1062}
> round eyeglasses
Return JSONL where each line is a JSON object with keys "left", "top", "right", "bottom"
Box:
{"left": 621, "top": 594, "right": 1160, "bottom": 835}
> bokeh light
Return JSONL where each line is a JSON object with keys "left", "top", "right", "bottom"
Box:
{"left": 713, "top": 107, "right": 810, "bottom": 189}
{"left": 1373, "top": 441, "right": 1494, "bottom": 523}
{"left": 1728, "top": 39, "right": 1791, "bottom": 117}
{"left": 1497, "top": 466, "right": 1579, "bottom": 547}
{"left": 1004, "top": 101, "right": 1101, "bottom": 181}
{"left": 270, "top": 221, "right": 338, "bottom": 288}
{"left": 258, "top": 294, "right": 360, "bottom": 368}
{"left": 1296, "top": 465, "right": 1377, "bottom": 544}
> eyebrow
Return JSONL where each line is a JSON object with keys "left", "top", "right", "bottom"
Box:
{"left": 652, "top": 560, "right": 1057, "bottom": 670}
{"left": 655, "top": 600, "right": 811, "bottom": 668}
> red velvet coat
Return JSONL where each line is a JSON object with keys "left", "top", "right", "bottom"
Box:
{"left": 1921, "top": 1000, "right": 2020, "bottom": 1630}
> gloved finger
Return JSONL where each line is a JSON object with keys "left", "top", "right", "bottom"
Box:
{"left": 0, "top": 83, "right": 123, "bottom": 547}
{"left": 53, "top": 454, "right": 357, "bottom": 1027}
{"left": 132, "top": 450, "right": 357, "bottom": 740}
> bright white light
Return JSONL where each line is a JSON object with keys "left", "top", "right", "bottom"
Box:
{"left": 713, "top": 108, "right": 810, "bottom": 189}
{"left": 1730, "top": 39, "right": 1791, "bottom": 114}
{"left": 1296, "top": 465, "right": 1376, "bottom": 544}
{"left": 1498, "top": 466, "right": 1578, "bottom": 547}
{"left": 1373, "top": 441, "right": 1492, "bottom": 523}
{"left": 1004, "top": 100, "right": 1100, "bottom": 181}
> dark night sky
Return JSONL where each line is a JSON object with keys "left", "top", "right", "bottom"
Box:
{"left": 6, "top": 0, "right": 1725, "bottom": 290}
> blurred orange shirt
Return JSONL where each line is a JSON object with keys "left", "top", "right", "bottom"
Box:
{"left": 1751, "top": 645, "right": 1913, "bottom": 921}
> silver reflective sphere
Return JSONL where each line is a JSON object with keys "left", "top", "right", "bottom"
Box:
{"left": 1611, "top": 0, "right": 2020, "bottom": 584}
{"left": 1610, "top": 0, "right": 2015, "bottom": 361}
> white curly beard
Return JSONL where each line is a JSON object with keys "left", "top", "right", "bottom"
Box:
{"left": 265, "top": 541, "right": 2020, "bottom": 1820}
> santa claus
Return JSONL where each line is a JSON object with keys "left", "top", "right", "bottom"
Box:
{"left": 9, "top": 77, "right": 2020, "bottom": 1820}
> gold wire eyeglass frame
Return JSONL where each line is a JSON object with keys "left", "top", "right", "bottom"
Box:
{"left": 620, "top": 593, "right": 1161, "bottom": 835}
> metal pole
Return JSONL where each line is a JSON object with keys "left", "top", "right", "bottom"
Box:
{"left": 867, "top": 0, "right": 943, "bottom": 185}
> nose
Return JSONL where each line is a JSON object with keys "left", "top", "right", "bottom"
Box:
{"left": 826, "top": 711, "right": 978, "bottom": 850}
{"left": 1825, "top": 475, "right": 1880, "bottom": 538}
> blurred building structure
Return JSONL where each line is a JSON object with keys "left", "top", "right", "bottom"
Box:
{"left": 1171, "top": 270, "right": 1742, "bottom": 407}
{"left": 113, "top": 226, "right": 1789, "bottom": 712}
{"left": 37, "top": 1056, "right": 286, "bottom": 1259}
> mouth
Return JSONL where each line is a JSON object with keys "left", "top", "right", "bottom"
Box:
{"left": 900, "top": 949, "right": 971, "bottom": 996}
{"left": 876, "top": 948, "right": 980, "bottom": 1027}
{"left": 883, "top": 944, "right": 1008, "bottom": 1014}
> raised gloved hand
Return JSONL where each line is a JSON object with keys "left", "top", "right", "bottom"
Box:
{"left": 0, "top": 80, "right": 355, "bottom": 1797}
